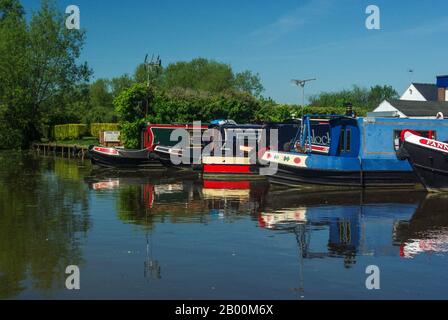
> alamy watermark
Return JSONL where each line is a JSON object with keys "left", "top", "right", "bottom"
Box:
{"left": 166, "top": 122, "right": 279, "bottom": 176}
{"left": 65, "top": 5, "right": 80, "bottom": 30}
{"left": 365, "top": 5, "right": 380, "bottom": 30}
{"left": 365, "top": 265, "right": 380, "bottom": 290}
{"left": 65, "top": 265, "right": 80, "bottom": 290}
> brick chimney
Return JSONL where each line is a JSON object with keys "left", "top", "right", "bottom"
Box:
{"left": 436, "top": 75, "right": 448, "bottom": 102}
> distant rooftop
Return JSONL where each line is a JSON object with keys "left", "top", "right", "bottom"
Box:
{"left": 387, "top": 99, "right": 448, "bottom": 117}
{"left": 411, "top": 83, "right": 438, "bottom": 101}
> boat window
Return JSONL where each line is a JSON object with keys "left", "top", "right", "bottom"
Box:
{"left": 393, "top": 130, "right": 437, "bottom": 151}
{"left": 339, "top": 129, "right": 345, "bottom": 153}
{"left": 337, "top": 128, "right": 352, "bottom": 153}
{"left": 346, "top": 129, "right": 351, "bottom": 152}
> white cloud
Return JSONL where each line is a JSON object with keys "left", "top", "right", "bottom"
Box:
{"left": 249, "top": 0, "right": 334, "bottom": 45}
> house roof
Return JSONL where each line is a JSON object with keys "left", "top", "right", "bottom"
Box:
{"left": 386, "top": 99, "right": 448, "bottom": 117}
{"left": 412, "top": 83, "right": 438, "bottom": 101}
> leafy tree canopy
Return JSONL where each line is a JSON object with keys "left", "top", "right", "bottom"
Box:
{"left": 0, "top": 0, "right": 90, "bottom": 148}
{"left": 133, "top": 57, "right": 264, "bottom": 97}
{"left": 309, "top": 85, "right": 398, "bottom": 111}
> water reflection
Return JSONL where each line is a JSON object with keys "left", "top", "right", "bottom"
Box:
{"left": 0, "top": 153, "right": 90, "bottom": 299}
{"left": 88, "top": 169, "right": 448, "bottom": 266}
{"left": 394, "top": 194, "right": 448, "bottom": 258}
{"left": 85, "top": 170, "right": 269, "bottom": 226}
{"left": 260, "top": 190, "right": 428, "bottom": 265}
{"left": 2, "top": 153, "right": 448, "bottom": 299}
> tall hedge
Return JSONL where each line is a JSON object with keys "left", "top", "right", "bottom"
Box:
{"left": 90, "top": 123, "right": 119, "bottom": 138}
{"left": 114, "top": 84, "right": 367, "bottom": 148}
{"left": 54, "top": 124, "right": 88, "bottom": 141}
{"left": 146, "top": 88, "right": 262, "bottom": 124}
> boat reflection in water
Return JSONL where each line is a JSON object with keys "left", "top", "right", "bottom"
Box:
{"left": 84, "top": 169, "right": 448, "bottom": 299}
{"left": 86, "top": 171, "right": 269, "bottom": 222}
{"left": 394, "top": 194, "right": 448, "bottom": 258}
{"left": 5, "top": 153, "right": 448, "bottom": 299}
{"left": 88, "top": 171, "right": 448, "bottom": 265}
{"left": 259, "top": 190, "right": 446, "bottom": 264}
{"left": 257, "top": 190, "right": 448, "bottom": 298}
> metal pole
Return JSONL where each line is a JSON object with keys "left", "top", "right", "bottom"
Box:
{"left": 302, "top": 85, "right": 305, "bottom": 119}
{"left": 302, "top": 85, "right": 305, "bottom": 108}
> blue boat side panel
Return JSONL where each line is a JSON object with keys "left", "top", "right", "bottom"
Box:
{"left": 328, "top": 118, "right": 360, "bottom": 157}
{"left": 303, "top": 153, "right": 361, "bottom": 171}
{"left": 275, "top": 116, "right": 448, "bottom": 175}
{"left": 361, "top": 158, "right": 413, "bottom": 171}
{"left": 360, "top": 118, "right": 448, "bottom": 160}
{"left": 302, "top": 155, "right": 411, "bottom": 172}
{"left": 329, "top": 125, "right": 341, "bottom": 156}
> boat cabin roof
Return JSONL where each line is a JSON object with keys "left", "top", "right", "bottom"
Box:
{"left": 297, "top": 114, "right": 448, "bottom": 158}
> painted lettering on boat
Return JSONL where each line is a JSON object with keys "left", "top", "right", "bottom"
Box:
{"left": 420, "top": 138, "right": 448, "bottom": 152}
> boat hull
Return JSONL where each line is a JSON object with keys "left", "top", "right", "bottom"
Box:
{"left": 89, "top": 146, "right": 163, "bottom": 169}
{"left": 153, "top": 146, "right": 202, "bottom": 170}
{"left": 402, "top": 137, "right": 448, "bottom": 192}
{"left": 267, "top": 163, "right": 420, "bottom": 188}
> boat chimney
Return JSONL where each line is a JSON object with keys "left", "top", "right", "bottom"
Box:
{"left": 436, "top": 75, "right": 448, "bottom": 102}
{"left": 344, "top": 102, "right": 354, "bottom": 117}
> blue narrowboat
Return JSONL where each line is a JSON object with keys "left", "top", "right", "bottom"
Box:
{"left": 261, "top": 114, "right": 448, "bottom": 188}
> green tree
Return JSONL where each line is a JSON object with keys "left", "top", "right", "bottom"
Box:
{"left": 111, "top": 74, "right": 134, "bottom": 97}
{"left": 0, "top": 0, "right": 91, "bottom": 148}
{"left": 134, "top": 58, "right": 264, "bottom": 98}
{"left": 89, "top": 79, "right": 113, "bottom": 108}
{"left": 0, "top": 0, "right": 29, "bottom": 148}
{"left": 27, "top": 0, "right": 91, "bottom": 139}
{"left": 114, "top": 83, "right": 153, "bottom": 148}
{"left": 0, "top": 0, "right": 24, "bottom": 20}
{"left": 134, "top": 63, "right": 163, "bottom": 86}
{"left": 233, "top": 70, "right": 264, "bottom": 97}
{"left": 309, "top": 84, "right": 397, "bottom": 112}
{"left": 80, "top": 79, "right": 118, "bottom": 124}
{"left": 368, "top": 85, "right": 398, "bottom": 109}
{"left": 163, "top": 58, "right": 234, "bottom": 93}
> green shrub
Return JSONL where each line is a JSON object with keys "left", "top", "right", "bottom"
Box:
{"left": 90, "top": 123, "right": 119, "bottom": 138}
{"left": 120, "top": 119, "right": 144, "bottom": 149}
{"left": 54, "top": 124, "right": 88, "bottom": 141}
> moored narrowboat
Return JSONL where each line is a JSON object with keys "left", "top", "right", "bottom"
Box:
{"left": 202, "top": 121, "right": 303, "bottom": 176}
{"left": 151, "top": 120, "right": 305, "bottom": 174}
{"left": 89, "top": 123, "right": 200, "bottom": 169}
{"left": 88, "top": 146, "right": 162, "bottom": 169}
{"left": 261, "top": 114, "right": 448, "bottom": 188}
{"left": 400, "top": 129, "right": 448, "bottom": 192}
{"left": 153, "top": 123, "right": 208, "bottom": 170}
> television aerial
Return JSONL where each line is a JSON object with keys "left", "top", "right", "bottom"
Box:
{"left": 407, "top": 68, "right": 414, "bottom": 83}
{"left": 291, "top": 78, "right": 317, "bottom": 107}
{"left": 144, "top": 54, "right": 163, "bottom": 88}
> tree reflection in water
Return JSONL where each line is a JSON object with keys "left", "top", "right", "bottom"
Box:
{"left": 0, "top": 152, "right": 90, "bottom": 299}
{"left": 3, "top": 153, "right": 448, "bottom": 299}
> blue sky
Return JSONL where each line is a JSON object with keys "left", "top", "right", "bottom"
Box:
{"left": 22, "top": 0, "right": 448, "bottom": 103}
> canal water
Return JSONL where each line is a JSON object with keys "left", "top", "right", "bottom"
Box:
{"left": 1, "top": 151, "right": 448, "bottom": 300}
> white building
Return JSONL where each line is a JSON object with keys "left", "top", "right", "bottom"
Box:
{"left": 400, "top": 83, "right": 439, "bottom": 101}
{"left": 372, "top": 75, "right": 448, "bottom": 118}
{"left": 374, "top": 99, "right": 448, "bottom": 119}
